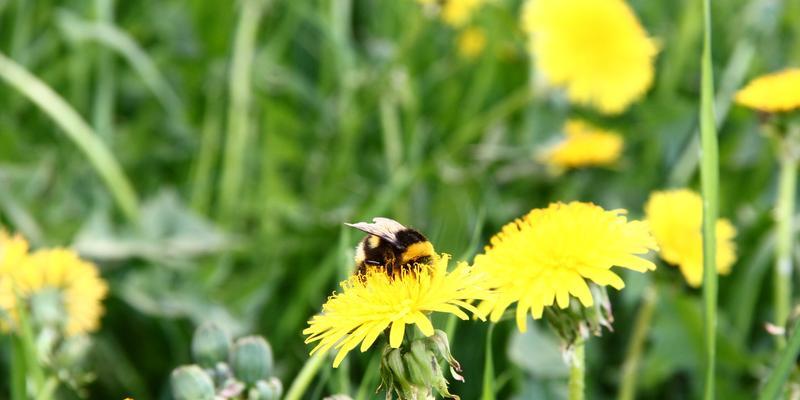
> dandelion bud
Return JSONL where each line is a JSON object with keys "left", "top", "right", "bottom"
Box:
{"left": 230, "top": 336, "right": 274, "bottom": 385}
{"left": 170, "top": 365, "right": 216, "bottom": 400}
{"left": 192, "top": 323, "right": 230, "bottom": 368}
{"left": 379, "top": 337, "right": 461, "bottom": 400}
{"left": 249, "top": 378, "right": 283, "bottom": 400}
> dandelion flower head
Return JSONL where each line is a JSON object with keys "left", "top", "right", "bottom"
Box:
{"left": 521, "top": 0, "right": 658, "bottom": 113}
{"left": 474, "top": 202, "right": 658, "bottom": 332}
{"left": 541, "top": 119, "right": 624, "bottom": 169}
{"left": 645, "top": 189, "right": 737, "bottom": 287}
{"left": 441, "top": 0, "right": 485, "bottom": 27}
{"left": 458, "top": 27, "right": 487, "bottom": 59}
{"left": 304, "top": 254, "right": 486, "bottom": 367}
{"left": 735, "top": 68, "right": 800, "bottom": 113}
{"left": 0, "top": 231, "right": 30, "bottom": 321}
{"left": 0, "top": 246, "right": 108, "bottom": 335}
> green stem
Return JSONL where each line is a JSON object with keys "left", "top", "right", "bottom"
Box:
{"left": 758, "top": 317, "right": 800, "bottom": 400}
{"left": 218, "top": 0, "right": 268, "bottom": 222}
{"left": 10, "top": 335, "right": 27, "bottom": 400}
{"left": 0, "top": 52, "right": 139, "bottom": 221}
{"left": 568, "top": 341, "right": 586, "bottom": 400}
{"left": 481, "top": 324, "right": 496, "bottom": 400}
{"left": 699, "top": 0, "right": 719, "bottom": 398}
{"left": 618, "top": 285, "right": 657, "bottom": 400}
{"left": 354, "top": 354, "right": 380, "bottom": 400}
{"left": 774, "top": 154, "right": 797, "bottom": 337}
{"left": 284, "top": 352, "right": 327, "bottom": 400}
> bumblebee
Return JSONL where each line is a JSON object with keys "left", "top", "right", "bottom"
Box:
{"left": 346, "top": 217, "right": 436, "bottom": 276}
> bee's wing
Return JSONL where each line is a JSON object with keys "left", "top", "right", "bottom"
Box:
{"left": 345, "top": 217, "right": 407, "bottom": 245}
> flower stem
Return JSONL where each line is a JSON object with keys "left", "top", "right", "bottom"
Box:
{"left": 774, "top": 151, "right": 797, "bottom": 340}
{"left": 699, "top": 0, "right": 719, "bottom": 398}
{"left": 758, "top": 317, "right": 800, "bottom": 400}
{"left": 568, "top": 341, "right": 586, "bottom": 400}
{"left": 284, "top": 352, "right": 327, "bottom": 400}
{"left": 481, "top": 324, "right": 496, "bottom": 400}
{"left": 618, "top": 285, "right": 657, "bottom": 400}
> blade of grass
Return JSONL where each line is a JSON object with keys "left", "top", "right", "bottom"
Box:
{"left": 668, "top": 0, "right": 781, "bottom": 186}
{"left": 218, "top": 0, "right": 268, "bottom": 222}
{"left": 757, "top": 317, "right": 800, "bottom": 400}
{"left": 699, "top": 0, "right": 719, "bottom": 398}
{"left": 92, "top": 0, "right": 115, "bottom": 140}
{"left": 56, "top": 11, "right": 184, "bottom": 121}
{"left": 190, "top": 78, "right": 224, "bottom": 214}
{"left": 0, "top": 52, "right": 139, "bottom": 221}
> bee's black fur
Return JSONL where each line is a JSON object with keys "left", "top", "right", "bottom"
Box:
{"left": 355, "top": 228, "right": 432, "bottom": 277}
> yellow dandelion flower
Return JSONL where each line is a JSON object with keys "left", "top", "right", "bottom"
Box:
{"left": 541, "top": 119, "right": 624, "bottom": 169}
{"left": 521, "top": 0, "right": 658, "bottom": 113}
{"left": 458, "top": 27, "right": 486, "bottom": 59}
{"left": 735, "top": 68, "right": 800, "bottom": 113}
{"left": 442, "top": 0, "right": 485, "bottom": 27}
{"left": 304, "top": 254, "right": 486, "bottom": 367}
{"left": 0, "top": 230, "right": 29, "bottom": 273}
{"left": 474, "top": 202, "right": 657, "bottom": 332}
{"left": 645, "top": 189, "right": 737, "bottom": 287}
{"left": 0, "top": 231, "right": 30, "bottom": 322}
{"left": 1, "top": 247, "right": 108, "bottom": 335}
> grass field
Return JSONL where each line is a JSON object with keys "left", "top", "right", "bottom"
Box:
{"left": 1, "top": 0, "right": 800, "bottom": 399}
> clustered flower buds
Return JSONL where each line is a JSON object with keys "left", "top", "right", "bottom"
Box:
{"left": 379, "top": 330, "right": 463, "bottom": 400}
{"left": 171, "top": 323, "right": 282, "bottom": 400}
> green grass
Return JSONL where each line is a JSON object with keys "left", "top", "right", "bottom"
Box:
{"left": 0, "top": 0, "right": 799, "bottom": 399}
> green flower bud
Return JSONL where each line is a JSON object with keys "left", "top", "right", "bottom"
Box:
{"left": 192, "top": 323, "right": 231, "bottom": 368}
{"left": 403, "top": 352, "right": 428, "bottom": 386}
{"left": 170, "top": 365, "right": 216, "bottom": 400}
{"left": 230, "top": 336, "right": 274, "bottom": 385}
{"left": 249, "top": 378, "right": 283, "bottom": 400}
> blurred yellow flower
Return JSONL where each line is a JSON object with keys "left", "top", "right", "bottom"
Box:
{"left": 474, "top": 202, "right": 657, "bottom": 332}
{"left": 0, "top": 231, "right": 30, "bottom": 322}
{"left": 304, "top": 254, "right": 486, "bottom": 367}
{"left": 0, "top": 245, "right": 108, "bottom": 335}
{"left": 441, "top": 0, "right": 485, "bottom": 27}
{"left": 0, "top": 230, "right": 29, "bottom": 273}
{"left": 541, "top": 119, "right": 623, "bottom": 169}
{"left": 458, "top": 27, "right": 487, "bottom": 59}
{"left": 522, "top": 0, "right": 658, "bottom": 113}
{"left": 735, "top": 69, "right": 800, "bottom": 113}
{"left": 645, "top": 189, "right": 737, "bottom": 287}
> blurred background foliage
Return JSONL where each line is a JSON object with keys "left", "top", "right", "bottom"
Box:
{"left": 0, "top": 0, "right": 799, "bottom": 398}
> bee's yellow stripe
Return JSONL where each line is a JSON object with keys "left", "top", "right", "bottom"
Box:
{"left": 401, "top": 241, "right": 435, "bottom": 263}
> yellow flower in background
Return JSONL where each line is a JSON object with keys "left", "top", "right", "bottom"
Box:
{"left": 474, "top": 202, "right": 657, "bottom": 332}
{"left": 645, "top": 189, "right": 737, "bottom": 287}
{"left": 0, "top": 246, "right": 108, "bottom": 335}
{"left": 735, "top": 68, "right": 800, "bottom": 113}
{"left": 521, "top": 0, "right": 658, "bottom": 113}
{"left": 0, "top": 230, "right": 29, "bottom": 273}
{"left": 458, "top": 27, "right": 487, "bottom": 59}
{"left": 542, "top": 119, "right": 624, "bottom": 169}
{"left": 441, "top": 0, "right": 485, "bottom": 27}
{"left": 0, "top": 231, "right": 30, "bottom": 322}
{"left": 304, "top": 254, "right": 486, "bottom": 367}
